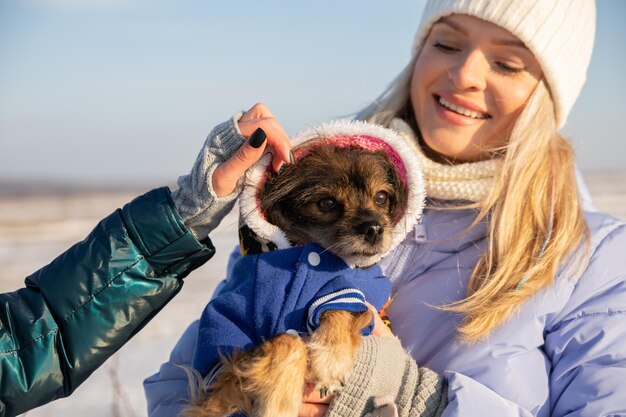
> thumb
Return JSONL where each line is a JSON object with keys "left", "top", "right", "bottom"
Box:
{"left": 212, "top": 128, "right": 267, "bottom": 197}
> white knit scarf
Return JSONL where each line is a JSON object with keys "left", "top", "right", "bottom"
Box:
{"left": 390, "top": 118, "right": 503, "bottom": 203}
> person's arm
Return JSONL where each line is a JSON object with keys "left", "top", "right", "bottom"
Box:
{"left": 171, "top": 113, "right": 247, "bottom": 239}
{"left": 325, "top": 335, "right": 535, "bottom": 417}
{"left": 329, "top": 224, "right": 626, "bottom": 417}
{"left": 0, "top": 103, "right": 291, "bottom": 417}
{"left": 544, "top": 224, "right": 626, "bottom": 416}
{"left": 0, "top": 187, "right": 214, "bottom": 417}
{"left": 321, "top": 279, "right": 530, "bottom": 417}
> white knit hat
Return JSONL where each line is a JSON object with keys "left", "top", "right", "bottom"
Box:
{"left": 412, "top": 0, "right": 596, "bottom": 129}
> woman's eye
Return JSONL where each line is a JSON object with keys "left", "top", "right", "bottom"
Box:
{"left": 374, "top": 191, "right": 388, "bottom": 206}
{"left": 433, "top": 42, "right": 458, "bottom": 53}
{"left": 318, "top": 197, "right": 338, "bottom": 212}
{"left": 495, "top": 61, "right": 524, "bottom": 74}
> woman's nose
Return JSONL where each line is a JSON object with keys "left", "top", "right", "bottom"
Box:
{"left": 448, "top": 50, "right": 488, "bottom": 91}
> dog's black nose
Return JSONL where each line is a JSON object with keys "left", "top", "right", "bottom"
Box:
{"left": 358, "top": 221, "right": 384, "bottom": 244}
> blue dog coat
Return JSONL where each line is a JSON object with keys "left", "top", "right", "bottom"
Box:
{"left": 192, "top": 243, "right": 391, "bottom": 378}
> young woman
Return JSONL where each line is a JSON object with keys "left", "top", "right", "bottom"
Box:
{"left": 144, "top": 0, "right": 626, "bottom": 416}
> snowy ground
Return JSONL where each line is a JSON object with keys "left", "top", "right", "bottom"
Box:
{"left": 1, "top": 171, "right": 625, "bottom": 417}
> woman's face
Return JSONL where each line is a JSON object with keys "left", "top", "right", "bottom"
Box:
{"left": 410, "top": 14, "right": 543, "bottom": 162}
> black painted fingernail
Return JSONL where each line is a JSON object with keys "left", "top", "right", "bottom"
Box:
{"left": 249, "top": 127, "right": 267, "bottom": 148}
{"left": 289, "top": 150, "right": 296, "bottom": 165}
{"left": 277, "top": 163, "right": 286, "bottom": 175}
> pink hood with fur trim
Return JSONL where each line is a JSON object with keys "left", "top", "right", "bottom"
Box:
{"left": 238, "top": 120, "right": 426, "bottom": 268}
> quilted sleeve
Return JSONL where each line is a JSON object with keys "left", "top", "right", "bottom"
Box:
{"left": 0, "top": 187, "right": 214, "bottom": 417}
{"left": 544, "top": 225, "right": 626, "bottom": 416}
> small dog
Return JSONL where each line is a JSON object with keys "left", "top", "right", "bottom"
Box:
{"left": 260, "top": 145, "right": 406, "bottom": 268}
{"left": 183, "top": 124, "right": 422, "bottom": 417}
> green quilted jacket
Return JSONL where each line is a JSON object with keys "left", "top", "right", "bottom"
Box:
{"left": 0, "top": 187, "right": 215, "bottom": 417}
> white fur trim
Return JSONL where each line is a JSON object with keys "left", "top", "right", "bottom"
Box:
{"left": 239, "top": 152, "right": 292, "bottom": 250}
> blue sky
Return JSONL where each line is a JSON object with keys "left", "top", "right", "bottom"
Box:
{"left": 1, "top": 0, "right": 624, "bottom": 186}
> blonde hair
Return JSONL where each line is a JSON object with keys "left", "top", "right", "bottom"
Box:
{"left": 360, "top": 61, "right": 590, "bottom": 341}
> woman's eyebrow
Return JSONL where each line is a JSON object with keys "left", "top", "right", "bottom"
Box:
{"left": 491, "top": 38, "right": 528, "bottom": 49}
{"left": 437, "top": 17, "right": 467, "bottom": 35}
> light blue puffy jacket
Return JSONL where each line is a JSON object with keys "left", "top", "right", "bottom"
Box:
{"left": 144, "top": 198, "right": 626, "bottom": 416}
{"left": 380, "top": 205, "right": 626, "bottom": 416}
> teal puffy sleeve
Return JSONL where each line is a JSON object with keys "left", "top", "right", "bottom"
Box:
{"left": 0, "top": 187, "right": 214, "bottom": 417}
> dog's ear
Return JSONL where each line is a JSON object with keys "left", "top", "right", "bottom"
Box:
{"left": 258, "top": 165, "right": 307, "bottom": 229}
{"left": 264, "top": 203, "right": 297, "bottom": 235}
{"left": 381, "top": 153, "right": 408, "bottom": 222}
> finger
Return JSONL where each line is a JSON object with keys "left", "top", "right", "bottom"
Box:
{"left": 227, "top": 127, "right": 268, "bottom": 173}
{"left": 366, "top": 302, "right": 394, "bottom": 338}
{"left": 212, "top": 128, "right": 267, "bottom": 197}
{"left": 266, "top": 126, "right": 293, "bottom": 173}
{"left": 239, "top": 118, "right": 292, "bottom": 172}
{"left": 238, "top": 104, "right": 292, "bottom": 171}
{"left": 298, "top": 402, "right": 329, "bottom": 417}
{"left": 299, "top": 383, "right": 333, "bottom": 417}
{"left": 302, "top": 383, "right": 334, "bottom": 404}
{"left": 239, "top": 102, "right": 276, "bottom": 123}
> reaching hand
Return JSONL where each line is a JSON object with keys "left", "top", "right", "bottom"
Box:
{"left": 212, "top": 103, "right": 294, "bottom": 197}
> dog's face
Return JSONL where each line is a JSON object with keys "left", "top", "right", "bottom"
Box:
{"left": 259, "top": 145, "right": 407, "bottom": 267}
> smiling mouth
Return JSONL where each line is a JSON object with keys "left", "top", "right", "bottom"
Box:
{"left": 435, "top": 95, "right": 491, "bottom": 120}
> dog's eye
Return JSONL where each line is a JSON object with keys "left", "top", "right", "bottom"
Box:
{"left": 374, "top": 191, "right": 388, "bottom": 206}
{"left": 318, "top": 197, "right": 337, "bottom": 212}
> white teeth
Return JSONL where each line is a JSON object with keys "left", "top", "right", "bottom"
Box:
{"left": 438, "top": 97, "right": 488, "bottom": 119}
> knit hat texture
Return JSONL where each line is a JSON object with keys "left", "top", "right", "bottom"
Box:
{"left": 412, "top": 0, "right": 596, "bottom": 129}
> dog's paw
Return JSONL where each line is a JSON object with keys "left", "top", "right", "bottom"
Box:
{"left": 315, "top": 381, "right": 346, "bottom": 398}
{"left": 307, "top": 342, "right": 355, "bottom": 395}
